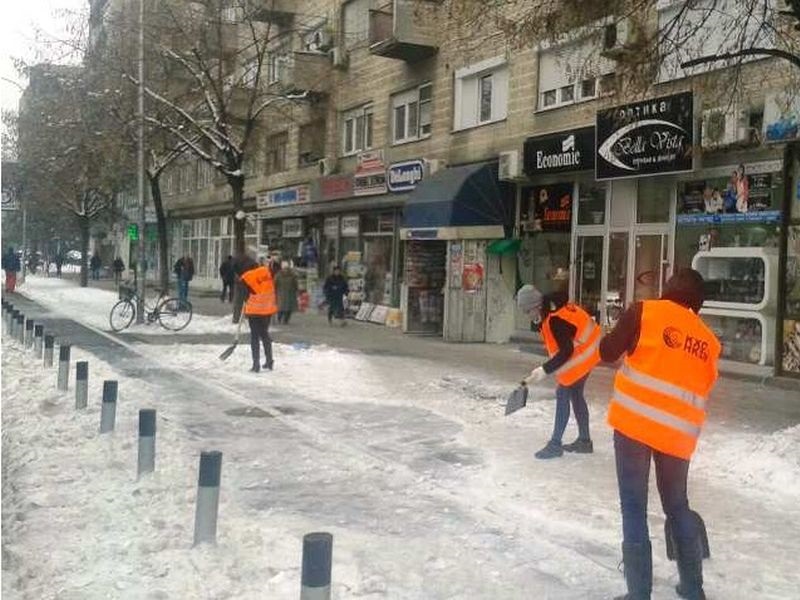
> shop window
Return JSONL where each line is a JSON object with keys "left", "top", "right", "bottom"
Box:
{"left": 210, "top": 218, "right": 221, "bottom": 237}
{"left": 784, "top": 226, "right": 800, "bottom": 374}
{"left": 342, "top": 104, "right": 374, "bottom": 156}
{"left": 362, "top": 212, "right": 394, "bottom": 234}
{"left": 637, "top": 179, "right": 671, "bottom": 223}
{"left": 392, "top": 84, "right": 432, "bottom": 144}
{"left": 299, "top": 121, "right": 325, "bottom": 166}
{"left": 577, "top": 182, "right": 606, "bottom": 225}
{"left": 266, "top": 132, "right": 289, "bottom": 175}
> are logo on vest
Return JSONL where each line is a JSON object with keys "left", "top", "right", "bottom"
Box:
{"left": 662, "top": 326, "right": 710, "bottom": 361}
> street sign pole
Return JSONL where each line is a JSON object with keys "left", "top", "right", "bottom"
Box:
{"left": 136, "top": 0, "right": 146, "bottom": 324}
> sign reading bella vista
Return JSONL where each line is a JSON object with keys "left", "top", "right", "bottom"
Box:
{"left": 523, "top": 127, "right": 595, "bottom": 176}
{"left": 596, "top": 92, "right": 694, "bottom": 180}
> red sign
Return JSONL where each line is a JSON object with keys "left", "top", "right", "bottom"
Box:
{"left": 320, "top": 175, "right": 354, "bottom": 201}
{"left": 462, "top": 263, "right": 484, "bottom": 294}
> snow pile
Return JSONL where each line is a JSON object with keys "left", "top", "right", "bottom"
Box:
{"left": 17, "top": 275, "right": 236, "bottom": 335}
{"left": 697, "top": 424, "right": 800, "bottom": 501}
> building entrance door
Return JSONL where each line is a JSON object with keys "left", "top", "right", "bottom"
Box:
{"left": 633, "top": 232, "right": 671, "bottom": 303}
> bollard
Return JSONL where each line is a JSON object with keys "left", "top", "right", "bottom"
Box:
{"left": 16, "top": 315, "right": 25, "bottom": 343}
{"left": 137, "top": 409, "right": 157, "bottom": 477}
{"left": 75, "top": 361, "right": 89, "bottom": 409}
{"left": 34, "top": 325, "right": 44, "bottom": 357}
{"left": 193, "top": 451, "right": 222, "bottom": 546}
{"left": 99, "top": 381, "right": 118, "bottom": 433}
{"left": 300, "top": 532, "right": 334, "bottom": 600}
{"left": 25, "top": 320, "right": 34, "bottom": 348}
{"left": 43, "top": 335, "right": 55, "bottom": 367}
{"left": 8, "top": 310, "right": 17, "bottom": 337}
{"left": 57, "top": 344, "right": 71, "bottom": 392}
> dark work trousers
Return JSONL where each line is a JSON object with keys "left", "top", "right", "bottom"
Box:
{"left": 221, "top": 280, "right": 233, "bottom": 302}
{"left": 550, "top": 375, "right": 590, "bottom": 443}
{"left": 327, "top": 301, "right": 345, "bottom": 323}
{"left": 277, "top": 310, "right": 292, "bottom": 324}
{"left": 614, "top": 429, "right": 696, "bottom": 544}
{"left": 248, "top": 314, "right": 273, "bottom": 368}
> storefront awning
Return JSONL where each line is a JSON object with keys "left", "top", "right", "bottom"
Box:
{"left": 400, "top": 163, "right": 512, "bottom": 240}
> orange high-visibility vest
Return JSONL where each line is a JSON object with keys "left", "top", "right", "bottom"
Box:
{"left": 541, "top": 303, "right": 601, "bottom": 386}
{"left": 607, "top": 299, "right": 721, "bottom": 460}
{"left": 241, "top": 266, "right": 278, "bottom": 316}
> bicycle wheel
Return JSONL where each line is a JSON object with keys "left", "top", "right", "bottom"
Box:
{"left": 156, "top": 297, "right": 192, "bottom": 331}
{"left": 109, "top": 300, "right": 136, "bottom": 332}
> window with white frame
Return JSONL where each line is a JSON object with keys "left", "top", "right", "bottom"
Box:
{"left": 268, "top": 39, "right": 292, "bottom": 84}
{"left": 537, "top": 35, "right": 616, "bottom": 111}
{"left": 341, "top": 104, "right": 374, "bottom": 156}
{"left": 392, "top": 84, "right": 432, "bottom": 144}
{"left": 454, "top": 57, "right": 509, "bottom": 131}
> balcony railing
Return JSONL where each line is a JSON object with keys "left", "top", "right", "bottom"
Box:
{"left": 272, "top": 52, "right": 331, "bottom": 96}
{"left": 368, "top": 0, "right": 438, "bottom": 62}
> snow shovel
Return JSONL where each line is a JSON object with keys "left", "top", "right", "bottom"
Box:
{"left": 665, "top": 510, "right": 710, "bottom": 560}
{"left": 219, "top": 316, "right": 244, "bottom": 361}
{"left": 504, "top": 382, "right": 529, "bottom": 416}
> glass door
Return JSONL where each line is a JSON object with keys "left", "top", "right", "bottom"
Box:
{"left": 575, "top": 235, "right": 604, "bottom": 323}
{"left": 633, "top": 233, "right": 670, "bottom": 302}
{"left": 607, "top": 232, "right": 629, "bottom": 327}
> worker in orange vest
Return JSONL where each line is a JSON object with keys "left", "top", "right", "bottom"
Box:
{"left": 238, "top": 257, "right": 278, "bottom": 373}
{"left": 518, "top": 285, "right": 601, "bottom": 459}
{"left": 601, "top": 269, "right": 721, "bottom": 600}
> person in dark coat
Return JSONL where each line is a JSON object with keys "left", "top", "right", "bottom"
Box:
{"left": 173, "top": 255, "right": 195, "bottom": 303}
{"left": 219, "top": 255, "right": 235, "bottom": 303}
{"left": 323, "top": 265, "right": 348, "bottom": 325}
{"left": 274, "top": 261, "right": 299, "bottom": 324}
{"left": 90, "top": 253, "right": 102, "bottom": 280}
{"left": 112, "top": 257, "right": 125, "bottom": 286}
{"left": 2, "top": 247, "right": 21, "bottom": 292}
{"left": 54, "top": 254, "right": 63, "bottom": 278}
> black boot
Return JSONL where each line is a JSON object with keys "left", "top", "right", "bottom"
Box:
{"left": 675, "top": 536, "right": 705, "bottom": 600}
{"left": 614, "top": 541, "right": 652, "bottom": 600}
{"left": 262, "top": 361, "right": 273, "bottom": 370}
{"left": 562, "top": 438, "right": 593, "bottom": 453}
{"left": 249, "top": 364, "right": 260, "bottom": 373}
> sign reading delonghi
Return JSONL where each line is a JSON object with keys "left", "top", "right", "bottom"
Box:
{"left": 523, "top": 127, "right": 595, "bottom": 175}
{"left": 387, "top": 160, "right": 425, "bottom": 192}
{"left": 596, "top": 92, "right": 694, "bottom": 180}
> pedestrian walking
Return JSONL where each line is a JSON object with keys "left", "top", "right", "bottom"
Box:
{"left": 2, "top": 247, "right": 21, "bottom": 292}
{"left": 237, "top": 257, "right": 277, "bottom": 373}
{"left": 55, "top": 254, "right": 63, "bottom": 278}
{"left": 518, "top": 285, "right": 601, "bottom": 459}
{"left": 112, "top": 257, "right": 125, "bottom": 286}
{"left": 601, "top": 269, "right": 721, "bottom": 600}
{"left": 173, "top": 255, "right": 194, "bottom": 303}
{"left": 90, "top": 253, "right": 102, "bottom": 280}
{"left": 219, "top": 255, "right": 234, "bottom": 303}
{"left": 323, "top": 265, "right": 348, "bottom": 325}
{"left": 274, "top": 261, "right": 299, "bottom": 324}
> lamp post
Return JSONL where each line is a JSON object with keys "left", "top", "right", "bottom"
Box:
{"left": 136, "top": 0, "right": 146, "bottom": 323}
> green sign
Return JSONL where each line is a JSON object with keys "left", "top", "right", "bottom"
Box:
{"left": 128, "top": 224, "right": 138, "bottom": 240}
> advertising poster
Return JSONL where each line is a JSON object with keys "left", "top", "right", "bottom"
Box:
{"left": 449, "top": 243, "right": 463, "bottom": 289}
{"left": 523, "top": 183, "right": 573, "bottom": 232}
{"left": 462, "top": 262, "right": 484, "bottom": 294}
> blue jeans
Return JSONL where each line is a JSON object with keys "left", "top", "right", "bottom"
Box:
{"left": 551, "top": 376, "right": 590, "bottom": 443}
{"left": 177, "top": 279, "right": 189, "bottom": 303}
{"left": 614, "top": 430, "right": 697, "bottom": 544}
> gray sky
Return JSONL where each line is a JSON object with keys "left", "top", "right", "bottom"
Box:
{"left": 1, "top": 0, "right": 87, "bottom": 112}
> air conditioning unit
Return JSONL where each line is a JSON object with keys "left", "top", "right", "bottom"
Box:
{"left": 498, "top": 150, "right": 521, "bottom": 181}
{"left": 305, "top": 29, "right": 333, "bottom": 53}
{"left": 701, "top": 106, "right": 750, "bottom": 148}
{"left": 331, "top": 47, "right": 349, "bottom": 69}
{"left": 423, "top": 158, "right": 443, "bottom": 177}
{"left": 319, "top": 158, "right": 336, "bottom": 176}
{"left": 601, "top": 18, "right": 631, "bottom": 58}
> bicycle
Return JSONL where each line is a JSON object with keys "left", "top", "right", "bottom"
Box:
{"left": 109, "top": 284, "right": 193, "bottom": 332}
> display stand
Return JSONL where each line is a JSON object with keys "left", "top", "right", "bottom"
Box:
{"left": 404, "top": 241, "right": 446, "bottom": 334}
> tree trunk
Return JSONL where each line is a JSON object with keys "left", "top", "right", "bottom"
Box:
{"left": 230, "top": 175, "right": 246, "bottom": 256}
{"left": 148, "top": 172, "right": 170, "bottom": 292}
{"left": 78, "top": 215, "right": 90, "bottom": 288}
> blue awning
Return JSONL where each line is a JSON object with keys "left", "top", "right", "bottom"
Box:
{"left": 402, "top": 163, "right": 513, "bottom": 232}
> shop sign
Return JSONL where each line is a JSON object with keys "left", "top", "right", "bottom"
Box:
{"left": 257, "top": 185, "right": 310, "bottom": 209}
{"left": 462, "top": 262, "right": 484, "bottom": 294}
{"left": 523, "top": 127, "right": 595, "bottom": 176}
{"left": 354, "top": 150, "right": 388, "bottom": 196}
{"left": 596, "top": 92, "right": 694, "bottom": 180}
{"left": 282, "top": 218, "right": 303, "bottom": 238}
{"left": 522, "top": 183, "right": 573, "bottom": 232}
{"left": 387, "top": 160, "right": 424, "bottom": 192}
{"left": 320, "top": 175, "right": 354, "bottom": 201}
{"left": 341, "top": 214, "right": 360, "bottom": 237}
{"left": 323, "top": 217, "right": 339, "bottom": 237}
{"left": 764, "top": 91, "right": 800, "bottom": 143}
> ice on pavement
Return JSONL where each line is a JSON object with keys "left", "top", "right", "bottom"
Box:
{"left": 3, "top": 326, "right": 800, "bottom": 599}
{"left": 17, "top": 275, "right": 237, "bottom": 335}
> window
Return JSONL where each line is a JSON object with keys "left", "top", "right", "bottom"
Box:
{"left": 343, "top": 0, "right": 369, "bottom": 49}
{"left": 454, "top": 57, "right": 509, "bottom": 130}
{"left": 177, "top": 163, "right": 194, "bottom": 193}
{"left": 268, "top": 39, "right": 291, "bottom": 84}
{"left": 266, "top": 132, "right": 289, "bottom": 175}
{"left": 299, "top": 121, "right": 326, "bottom": 166}
{"left": 242, "top": 59, "right": 258, "bottom": 88}
{"left": 537, "top": 34, "right": 615, "bottom": 110}
{"left": 392, "top": 84, "right": 432, "bottom": 144}
{"left": 342, "top": 104, "right": 373, "bottom": 155}
{"left": 197, "top": 161, "right": 215, "bottom": 189}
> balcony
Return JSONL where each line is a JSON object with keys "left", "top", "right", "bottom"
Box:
{"left": 249, "top": 0, "right": 295, "bottom": 24}
{"left": 270, "top": 52, "right": 331, "bottom": 96}
{"left": 369, "top": 0, "right": 438, "bottom": 62}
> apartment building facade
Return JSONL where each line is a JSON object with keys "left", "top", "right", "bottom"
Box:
{"left": 146, "top": 0, "right": 799, "bottom": 377}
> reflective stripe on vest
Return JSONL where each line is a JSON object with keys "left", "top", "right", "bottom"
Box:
{"left": 575, "top": 320, "right": 597, "bottom": 345}
{"left": 611, "top": 389, "right": 701, "bottom": 438}
{"left": 554, "top": 333, "right": 600, "bottom": 378}
{"left": 619, "top": 363, "right": 707, "bottom": 410}
{"left": 542, "top": 304, "right": 601, "bottom": 386}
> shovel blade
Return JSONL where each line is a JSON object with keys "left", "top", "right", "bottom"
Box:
{"left": 504, "top": 384, "right": 529, "bottom": 416}
{"left": 219, "top": 342, "right": 238, "bottom": 361}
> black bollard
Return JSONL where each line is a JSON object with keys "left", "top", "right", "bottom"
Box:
{"left": 137, "top": 409, "right": 156, "bottom": 477}
{"left": 57, "top": 344, "right": 71, "bottom": 391}
{"left": 301, "top": 532, "right": 334, "bottom": 600}
{"left": 34, "top": 324, "right": 44, "bottom": 357}
{"left": 25, "top": 319, "right": 34, "bottom": 348}
{"left": 43, "top": 335, "right": 55, "bottom": 367}
{"left": 99, "top": 381, "right": 118, "bottom": 433}
{"left": 193, "top": 451, "right": 223, "bottom": 546}
{"left": 75, "top": 361, "right": 89, "bottom": 409}
{"left": 16, "top": 314, "right": 24, "bottom": 342}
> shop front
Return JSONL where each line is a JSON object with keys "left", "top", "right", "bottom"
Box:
{"left": 400, "top": 162, "right": 516, "bottom": 342}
